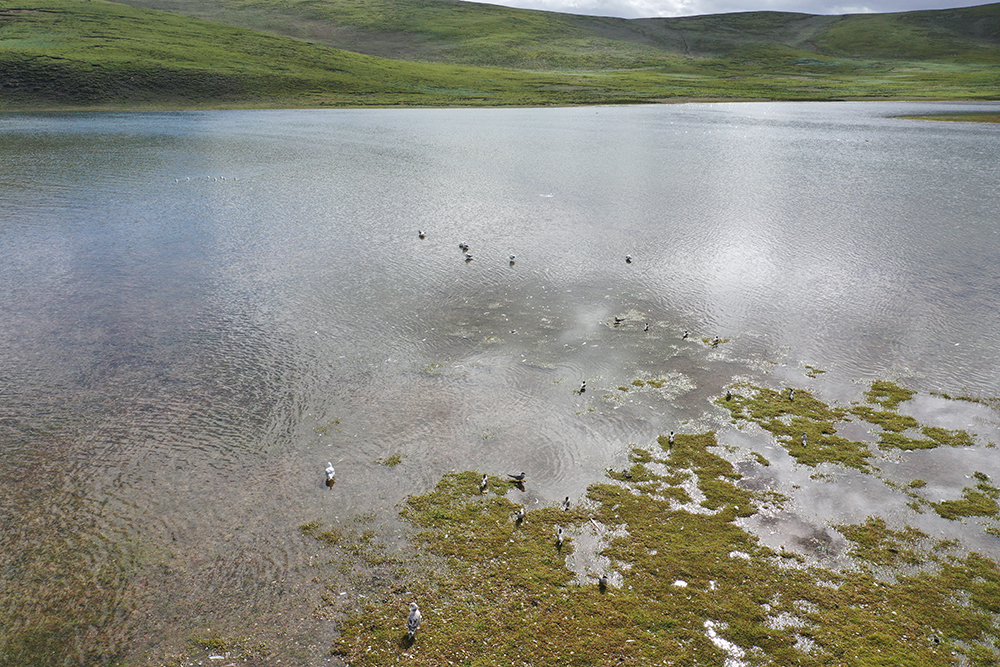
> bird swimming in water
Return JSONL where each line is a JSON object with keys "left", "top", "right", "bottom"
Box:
{"left": 579, "top": 380, "right": 587, "bottom": 393}
{"left": 712, "top": 336, "right": 720, "bottom": 347}
{"left": 682, "top": 330, "right": 690, "bottom": 339}
{"left": 514, "top": 506, "right": 526, "bottom": 523}
{"left": 325, "top": 462, "right": 336, "bottom": 487}
{"left": 509, "top": 255, "right": 516, "bottom": 262}
{"left": 418, "top": 230, "right": 426, "bottom": 239}
{"left": 562, "top": 496, "right": 570, "bottom": 511}
{"left": 614, "top": 316, "right": 624, "bottom": 325}
{"left": 508, "top": 472, "right": 526, "bottom": 482}
{"left": 459, "top": 242, "right": 469, "bottom": 251}
{"left": 464, "top": 253, "right": 473, "bottom": 261}
{"left": 480, "top": 474, "right": 488, "bottom": 493}
{"left": 625, "top": 255, "right": 632, "bottom": 264}
{"left": 556, "top": 526, "right": 564, "bottom": 548}
{"left": 407, "top": 602, "right": 422, "bottom": 640}
{"left": 644, "top": 322, "right": 649, "bottom": 332}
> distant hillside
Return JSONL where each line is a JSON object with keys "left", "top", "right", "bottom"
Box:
{"left": 114, "top": 0, "right": 1000, "bottom": 69}
{"left": 1, "top": 0, "right": 998, "bottom": 110}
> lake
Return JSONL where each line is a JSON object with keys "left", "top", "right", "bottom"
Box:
{"left": 1, "top": 101, "right": 999, "bottom": 665}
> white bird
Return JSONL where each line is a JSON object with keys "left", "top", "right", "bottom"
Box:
{"left": 579, "top": 380, "right": 587, "bottom": 393}
{"left": 644, "top": 322, "right": 649, "bottom": 332}
{"left": 668, "top": 431, "right": 675, "bottom": 447}
{"left": 556, "top": 526, "right": 565, "bottom": 548}
{"left": 561, "top": 496, "right": 570, "bottom": 511}
{"left": 325, "top": 462, "right": 336, "bottom": 486}
{"left": 407, "top": 602, "right": 422, "bottom": 639}
{"left": 712, "top": 335, "right": 720, "bottom": 347}
{"left": 514, "top": 506, "right": 526, "bottom": 523}
{"left": 480, "top": 474, "right": 488, "bottom": 492}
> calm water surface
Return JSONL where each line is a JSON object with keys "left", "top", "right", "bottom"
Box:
{"left": 1, "top": 101, "right": 999, "bottom": 664}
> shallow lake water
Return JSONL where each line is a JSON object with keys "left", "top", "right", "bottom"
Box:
{"left": 1, "top": 101, "right": 999, "bottom": 664}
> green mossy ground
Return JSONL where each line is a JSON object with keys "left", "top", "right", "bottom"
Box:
{"left": 720, "top": 380, "right": 980, "bottom": 468}
{"left": 314, "top": 424, "right": 999, "bottom": 665}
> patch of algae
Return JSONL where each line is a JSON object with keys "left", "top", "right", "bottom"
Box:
{"left": 323, "top": 434, "right": 1000, "bottom": 666}
{"left": 720, "top": 380, "right": 978, "bottom": 468}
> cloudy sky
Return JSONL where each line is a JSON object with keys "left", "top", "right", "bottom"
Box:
{"left": 466, "top": 0, "right": 984, "bottom": 19}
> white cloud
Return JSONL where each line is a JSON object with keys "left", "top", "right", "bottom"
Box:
{"left": 464, "top": 0, "right": 985, "bottom": 18}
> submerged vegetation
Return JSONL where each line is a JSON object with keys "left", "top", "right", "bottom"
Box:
{"left": 2, "top": 0, "right": 999, "bottom": 109}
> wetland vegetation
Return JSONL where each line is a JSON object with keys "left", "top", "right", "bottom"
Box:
{"left": 300, "top": 379, "right": 1000, "bottom": 666}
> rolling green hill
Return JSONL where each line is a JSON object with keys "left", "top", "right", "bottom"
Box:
{"left": 1, "top": 0, "right": 998, "bottom": 110}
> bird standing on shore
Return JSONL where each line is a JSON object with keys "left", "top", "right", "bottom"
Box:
{"left": 480, "top": 474, "right": 488, "bottom": 493}
{"left": 325, "top": 462, "right": 336, "bottom": 487}
{"left": 561, "top": 496, "right": 571, "bottom": 511}
{"left": 712, "top": 336, "right": 720, "bottom": 347}
{"left": 668, "top": 431, "right": 675, "bottom": 448}
{"left": 407, "top": 602, "right": 422, "bottom": 640}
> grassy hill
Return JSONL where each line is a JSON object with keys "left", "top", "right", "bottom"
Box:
{"left": 1, "top": 0, "right": 998, "bottom": 110}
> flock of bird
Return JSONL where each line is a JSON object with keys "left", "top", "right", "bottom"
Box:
{"left": 329, "top": 230, "right": 744, "bottom": 642}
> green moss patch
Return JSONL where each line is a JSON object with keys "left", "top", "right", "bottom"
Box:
{"left": 322, "top": 432, "right": 1000, "bottom": 665}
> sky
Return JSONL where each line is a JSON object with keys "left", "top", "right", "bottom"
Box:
{"left": 464, "top": 0, "right": 987, "bottom": 19}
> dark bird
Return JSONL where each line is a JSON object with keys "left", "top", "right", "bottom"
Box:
{"left": 508, "top": 472, "right": 526, "bottom": 482}
{"left": 625, "top": 255, "right": 632, "bottom": 263}
{"left": 726, "top": 390, "right": 733, "bottom": 401}
{"left": 668, "top": 431, "right": 675, "bottom": 447}
{"left": 682, "top": 330, "right": 690, "bottom": 339}
{"left": 788, "top": 388, "right": 795, "bottom": 401}
{"left": 561, "top": 496, "right": 570, "bottom": 511}
{"left": 712, "top": 336, "right": 720, "bottom": 347}
{"left": 801, "top": 432, "right": 808, "bottom": 447}
{"left": 459, "top": 242, "right": 469, "bottom": 251}
{"left": 644, "top": 322, "right": 649, "bottom": 332}
{"left": 579, "top": 380, "right": 587, "bottom": 393}
{"left": 598, "top": 573, "right": 608, "bottom": 589}
{"left": 614, "top": 316, "right": 624, "bottom": 325}
{"left": 407, "top": 602, "right": 422, "bottom": 640}
{"left": 480, "top": 474, "right": 488, "bottom": 493}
